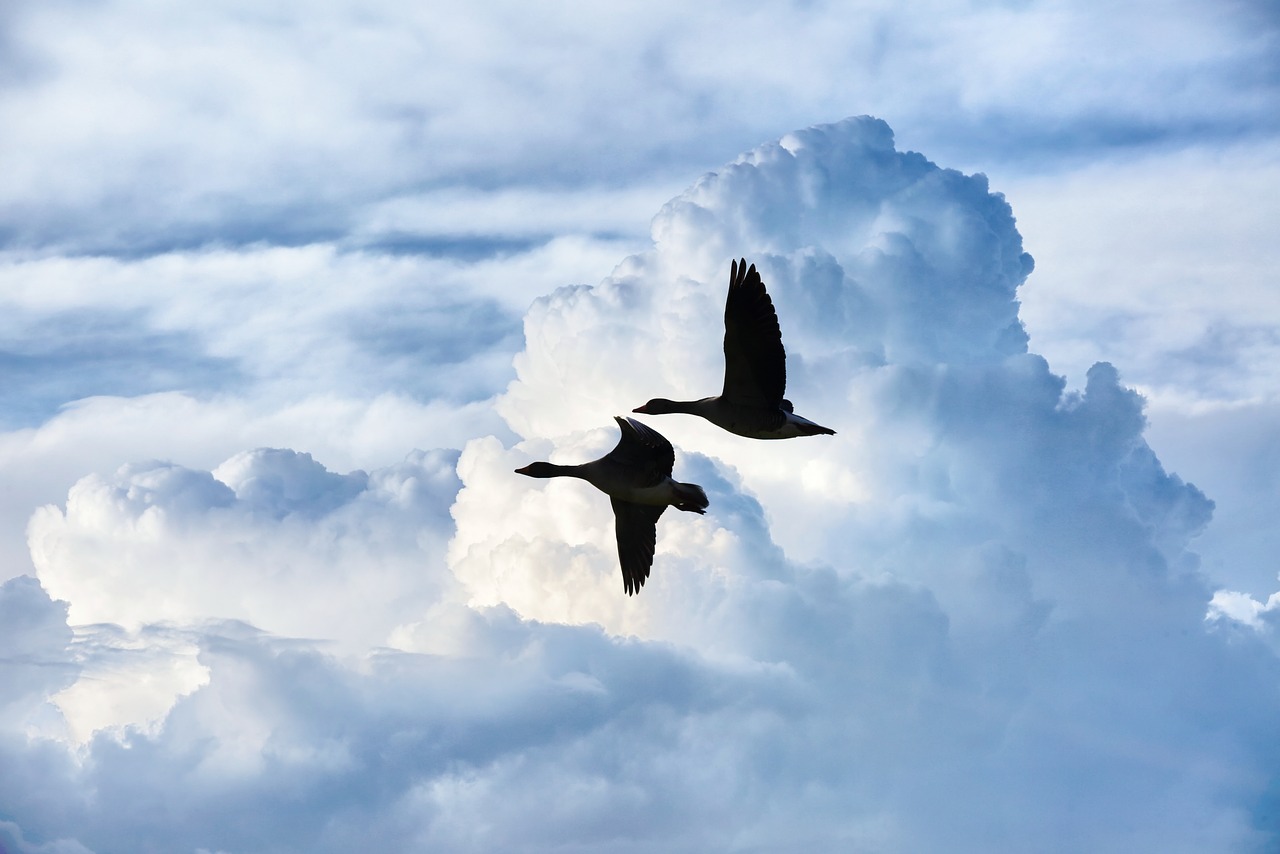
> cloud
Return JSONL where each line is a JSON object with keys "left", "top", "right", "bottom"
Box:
{"left": 0, "top": 575, "right": 76, "bottom": 731}
{"left": 0, "top": 0, "right": 1275, "bottom": 847}
{"left": 29, "top": 446, "right": 461, "bottom": 648}
{"left": 1007, "top": 140, "right": 1280, "bottom": 597}
{"left": 465, "top": 118, "right": 1217, "bottom": 637}
{"left": 1010, "top": 141, "right": 1280, "bottom": 407}
{"left": 0, "top": 307, "right": 242, "bottom": 430}
{"left": 0, "top": 238, "right": 641, "bottom": 417}
{"left": 3, "top": 610, "right": 810, "bottom": 853}
{"left": 1145, "top": 399, "right": 1280, "bottom": 597}
{"left": 2, "top": 0, "right": 1273, "bottom": 253}
{"left": 3, "top": 116, "right": 1279, "bottom": 852}
{"left": 0, "top": 391, "right": 507, "bottom": 596}
{"left": 445, "top": 117, "right": 1279, "bottom": 848}
{"left": 0, "top": 237, "right": 631, "bottom": 583}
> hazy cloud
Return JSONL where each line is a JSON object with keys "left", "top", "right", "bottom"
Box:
{"left": 1, "top": 0, "right": 1273, "bottom": 253}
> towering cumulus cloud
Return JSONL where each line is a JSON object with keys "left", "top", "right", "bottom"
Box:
{"left": 7, "top": 117, "right": 1280, "bottom": 852}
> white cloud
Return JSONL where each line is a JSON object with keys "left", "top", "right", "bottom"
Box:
{"left": 1010, "top": 141, "right": 1280, "bottom": 407}
{"left": 0, "top": 240, "right": 635, "bottom": 412}
{"left": 0, "top": 237, "right": 638, "bottom": 586}
{"left": 17, "top": 442, "right": 465, "bottom": 748}
{"left": 2, "top": 0, "right": 1272, "bottom": 251}
{"left": 435, "top": 117, "right": 1277, "bottom": 849}
{"left": 29, "top": 446, "right": 461, "bottom": 647}
{"left": 0, "top": 0, "right": 1277, "bottom": 845}
{"left": 0, "top": 391, "right": 506, "bottom": 593}
{"left": 1008, "top": 141, "right": 1280, "bottom": 596}
{"left": 0, "top": 575, "right": 76, "bottom": 734}
{"left": 2, "top": 111, "right": 1277, "bottom": 853}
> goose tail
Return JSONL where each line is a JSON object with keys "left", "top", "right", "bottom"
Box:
{"left": 797, "top": 422, "right": 836, "bottom": 436}
{"left": 784, "top": 410, "right": 837, "bottom": 437}
{"left": 672, "top": 482, "right": 709, "bottom": 514}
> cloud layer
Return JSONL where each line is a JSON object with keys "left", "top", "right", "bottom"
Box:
{"left": 2, "top": 0, "right": 1275, "bottom": 255}
{"left": 3, "top": 116, "right": 1278, "bottom": 852}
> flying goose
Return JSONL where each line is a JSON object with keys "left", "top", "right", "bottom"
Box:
{"left": 514, "top": 416, "right": 709, "bottom": 595}
{"left": 633, "top": 258, "right": 835, "bottom": 439}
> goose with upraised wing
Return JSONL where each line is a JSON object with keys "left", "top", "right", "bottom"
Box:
{"left": 633, "top": 258, "right": 835, "bottom": 439}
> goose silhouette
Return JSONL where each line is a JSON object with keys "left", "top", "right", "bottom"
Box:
{"left": 515, "top": 416, "right": 708, "bottom": 595}
{"left": 633, "top": 258, "right": 835, "bottom": 439}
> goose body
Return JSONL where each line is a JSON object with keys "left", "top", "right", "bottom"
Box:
{"left": 515, "top": 416, "right": 708, "bottom": 595}
{"left": 633, "top": 258, "right": 835, "bottom": 439}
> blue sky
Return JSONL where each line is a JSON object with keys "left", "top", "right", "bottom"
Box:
{"left": 3, "top": 1, "right": 1280, "bottom": 851}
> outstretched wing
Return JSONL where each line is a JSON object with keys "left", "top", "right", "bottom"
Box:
{"left": 611, "top": 497, "right": 666, "bottom": 595}
{"left": 602, "top": 415, "right": 674, "bottom": 486}
{"left": 721, "top": 259, "right": 786, "bottom": 407}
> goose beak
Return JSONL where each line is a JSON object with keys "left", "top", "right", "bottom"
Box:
{"left": 631, "top": 403, "right": 650, "bottom": 414}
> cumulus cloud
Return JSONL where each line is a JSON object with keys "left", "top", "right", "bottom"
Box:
{"left": 29, "top": 446, "right": 461, "bottom": 647}
{"left": 0, "top": 575, "right": 76, "bottom": 732}
{"left": 3, "top": 116, "right": 1279, "bottom": 853}
{"left": 1007, "top": 143, "right": 1280, "bottom": 598}
{"left": 0, "top": 0, "right": 1275, "bottom": 848}
{"left": 447, "top": 117, "right": 1279, "bottom": 849}
{"left": 0, "top": 238, "right": 632, "bottom": 585}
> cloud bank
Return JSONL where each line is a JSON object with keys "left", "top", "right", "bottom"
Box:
{"left": 4, "top": 117, "right": 1280, "bottom": 852}
{"left": 2, "top": 0, "right": 1274, "bottom": 255}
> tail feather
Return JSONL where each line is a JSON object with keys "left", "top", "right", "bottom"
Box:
{"left": 673, "top": 482, "right": 709, "bottom": 514}
{"left": 785, "top": 411, "right": 836, "bottom": 436}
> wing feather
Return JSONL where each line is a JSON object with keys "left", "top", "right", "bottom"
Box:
{"left": 602, "top": 416, "right": 674, "bottom": 486}
{"left": 721, "top": 259, "right": 786, "bottom": 407}
{"left": 611, "top": 498, "right": 665, "bottom": 595}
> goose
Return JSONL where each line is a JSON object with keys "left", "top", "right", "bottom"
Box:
{"left": 514, "top": 416, "right": 708, "bottom": 595}
{"left": 633, "top": 258, "right": 835, "bottom": 439}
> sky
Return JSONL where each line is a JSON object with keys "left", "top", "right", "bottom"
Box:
{"left": 2, "top": 0, "right": 1280, "bottom": 851}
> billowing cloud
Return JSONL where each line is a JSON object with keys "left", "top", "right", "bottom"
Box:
{"left": 29, "top": 446, "right": 461, "bottom": 648}
{"left": 0, "top": 238, "right": 630, "bottom": 587}
{"left": 3, "top": 117, "right": 1279, "bottom": 853}
{"left": 0, "top": 575, "right": 76, "bottom": 731}
{"left": 1, "top": 0, "right": 1276, "bottom": 848}
{"left": 1007, "top": 143, "right": 1280, "bottom": 599}
{"left": 446, "top": 116, "right": 1280, "bottom": 849}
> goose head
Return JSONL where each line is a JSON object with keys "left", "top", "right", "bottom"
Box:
{"left": 514, "top": 461, "right": 564, "bottom": 478}
{"left": 633, "top": 398, "right": 682, "bottom": 415}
